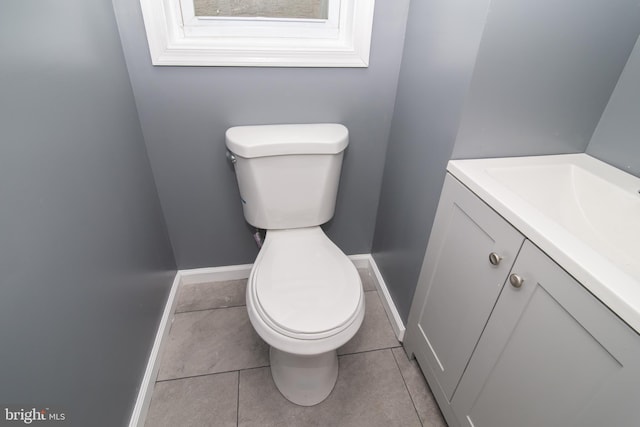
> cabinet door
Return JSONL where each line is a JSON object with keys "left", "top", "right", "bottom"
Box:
{"left": 451, "top": 241, "right": 640, "bottom": 427}
{"left": 404, "top": 174, "right": 524, "bottom": 404}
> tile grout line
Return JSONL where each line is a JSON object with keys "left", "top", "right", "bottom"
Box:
{"left": 236, "top": 370, "right": 240, "bottom": 427}
{"left": 391, "top": 347, "right": 425, "bottom": 427}
{"left": 155, "top": 364, "right": 271, "bottom": 384}
{"left": 155, "top": 343, "right": 404, "bottom": 385}
{"left": 175, "top": 303, "right": 247, "bottom": 315}
{"left": 161, "top": 285, "right": 398, "bottom": 383}
{"left": 338, "top": 343, "right": 402, "bottom": 358}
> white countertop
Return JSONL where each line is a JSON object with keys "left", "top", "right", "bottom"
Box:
{"left": 448, "top": 153, "right": 640, "bottom": 334}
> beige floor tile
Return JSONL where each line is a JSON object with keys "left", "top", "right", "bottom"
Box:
{"left": 157, "top": 306, "right": 269, "bottom": 381}
{"left": 392, "top": 347, "right": 448, "bottom": 427}
{"left": 238, "top": 349, "right": 421, "bottom": 427}
{"left": 338, "top": 291, "right": 400, "bottom": 355}
{"left": 145, "top": 372, "right": 238, "bottom": 427}
{"left": 175, "top": 279, "right": 247, "bottom": 313}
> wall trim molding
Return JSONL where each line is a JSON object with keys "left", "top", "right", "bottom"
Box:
{"left": 178, "top": 263, "right": 254, "bottom": 285}
{"left": 128, "top": 272, "right": 181, "bottom": 427}
{"left": 138, "top": 0, "right": 375, "bottom": 66}
{"left": 129, "top": 253, "right": 405, "bottom": 426}
{"left": 350, "top": 254, "right": 406, "bottom": 342}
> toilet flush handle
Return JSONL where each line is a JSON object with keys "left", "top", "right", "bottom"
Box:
{"left": 226, "top": 150, "right": 237, "bottom": 165}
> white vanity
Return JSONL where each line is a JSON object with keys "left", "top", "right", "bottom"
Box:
{"left": 404, "top": 154, "right": 640, "bottom": 427}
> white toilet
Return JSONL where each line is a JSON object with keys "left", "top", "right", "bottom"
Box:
{"left": 225, "top": 123, "right": 365, "bottom": 406}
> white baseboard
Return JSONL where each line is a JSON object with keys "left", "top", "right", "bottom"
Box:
{"left": 350, "top": 254, "right": 406, "bottom": 342}
{"left": 129, "top": 254, "right": 405, "bottom": 426}
{"left": 179, "top": 263, "right": 253, "bottom": 285}
{"left": 347, "top": 253, "right": 372, "bottom": 269}
{"left": 129, "top": 272, "right": 181, "bottom": 427}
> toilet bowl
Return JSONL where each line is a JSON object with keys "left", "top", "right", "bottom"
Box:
{"left": 225, "top": 123, "right": 364, "bottom": 405}
{"left": 246, "top": 227, "right": 365, "bottom": 405}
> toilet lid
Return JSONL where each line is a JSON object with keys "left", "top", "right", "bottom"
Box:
{"left": 253, "top": 228, "right": 362, "bottom": 336}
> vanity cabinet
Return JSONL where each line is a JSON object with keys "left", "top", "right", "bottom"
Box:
{"left": 450, "top": 240, "right": 640, "bottom": 427}
{"left": 405, "top": 173, "right": 640, "bottom": 427}
{"left": 403, "top": 174, "right": 524, "bottom": 421}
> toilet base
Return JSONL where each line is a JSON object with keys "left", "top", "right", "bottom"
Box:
{"left": 269, "top": 347, "right": 338, "bottom": 406}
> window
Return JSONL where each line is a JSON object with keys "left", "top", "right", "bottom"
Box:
{"left": 193, "top": 0, "right": 329, "bottom": 19}
{"left": 139, "top": 0, "right": 375, "bottom": 67}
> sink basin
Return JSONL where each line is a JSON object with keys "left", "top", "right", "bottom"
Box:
{"left": 486, "top": 162, "right": 640, "bottom": 278}
{"left": 448, "top": 154, "right": 640, "bottom": 332}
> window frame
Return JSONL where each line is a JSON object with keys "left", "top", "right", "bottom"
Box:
{"left": 139, "top": 0, "right": 376, "bottom": 67}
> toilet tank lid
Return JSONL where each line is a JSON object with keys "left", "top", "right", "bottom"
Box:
{"left": 225, "top": 123, "right": 348, "bottom": 158}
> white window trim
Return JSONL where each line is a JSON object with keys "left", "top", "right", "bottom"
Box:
{"left": 139, "top": 0, "right": 376, "bottom": 67}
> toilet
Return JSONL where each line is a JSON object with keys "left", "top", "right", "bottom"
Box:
{"left": 225, "top": 123, "right": 365, "bottom": 406}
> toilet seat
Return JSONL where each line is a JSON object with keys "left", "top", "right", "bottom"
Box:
{"left": 249, "top": 227, "right": 363, "bottom": 341}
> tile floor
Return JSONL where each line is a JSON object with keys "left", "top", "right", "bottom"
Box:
{"left": 145, "top": 268, "right": 447, "bottom": 427}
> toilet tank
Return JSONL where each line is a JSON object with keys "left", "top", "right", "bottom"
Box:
{"left": 225, "top": 123, "right": 348, "bottom": 230}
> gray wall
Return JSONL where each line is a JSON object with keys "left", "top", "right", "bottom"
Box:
{"left": 372, "top": 0, "right": 640, "bottom": 322}
{"left": 112, "top": 0, "right": 411, "bottom": 268}
{"left": 453, "top": 0, "right": 640, "bottom": 159}
{"left": 372, "top": 0, "right": 491, "bottom": 322}
{"left": 587, "top": 36, "right": 640, "bottom": 178}
{"left": 0, "top": 1, "right": 176, "bottom": 426}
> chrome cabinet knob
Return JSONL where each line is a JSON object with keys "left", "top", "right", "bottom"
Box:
{"left": 489, "top": 252, "right": 502, "bottom": 266}
{"left": 509, "top": 273, "right": 524, "bottom": 288}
